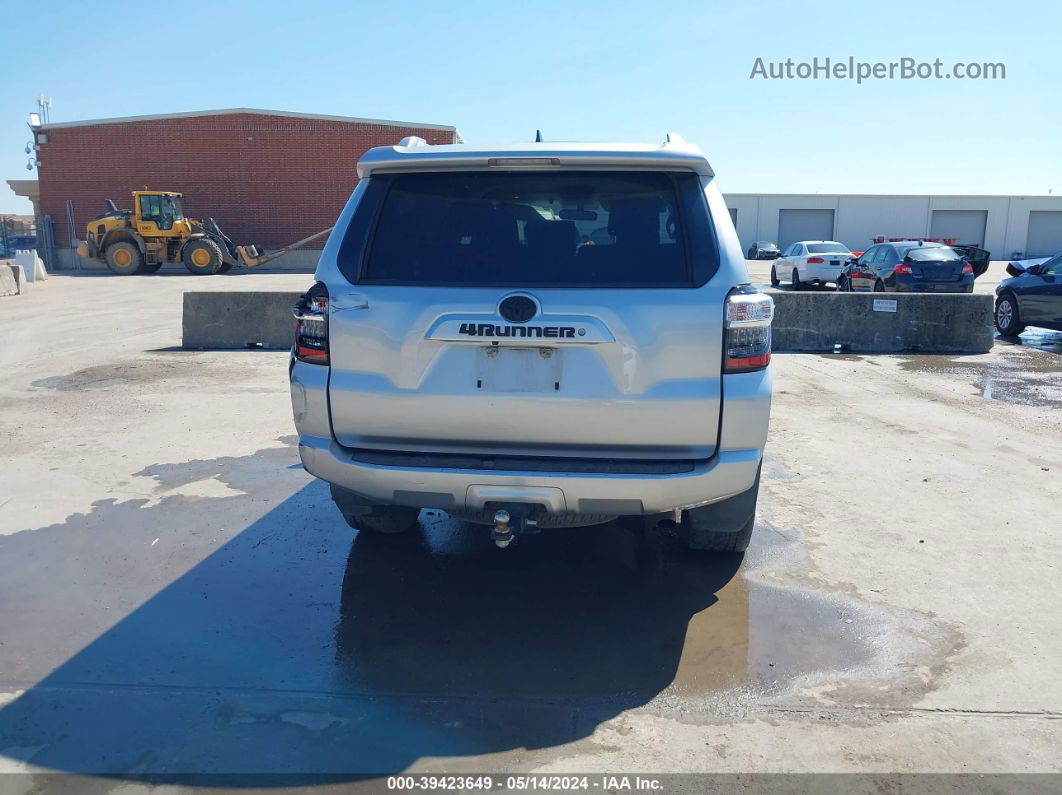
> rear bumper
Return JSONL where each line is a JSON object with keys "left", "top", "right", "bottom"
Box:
{"left": 804, "top": 264, "right": 846, "bottom": 282}
{"left": 893, "top": 276, "right": 975, "bottom": 293}
{"left": 290, "top": 359, "right": 770, "bottom": 515}
{"left": 298, "top": 436, "right": 762, "bottom": 515}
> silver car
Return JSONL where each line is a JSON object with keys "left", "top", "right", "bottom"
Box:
{"left": 289, "top": 135, "right": 774, "bottom": 552}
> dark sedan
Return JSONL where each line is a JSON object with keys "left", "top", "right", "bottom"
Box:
{"left": 747, "top": 241, "right": 780, "bottom": 260}
{"left": 838, "top": 241, "right": 975, "bottom": 293}
{"left": 995, "top": 253, "right": 1062, "bottom": 335}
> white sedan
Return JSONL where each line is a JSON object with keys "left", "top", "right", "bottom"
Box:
{"left": 772, "top": 241, "right": 853, "bottom": 289}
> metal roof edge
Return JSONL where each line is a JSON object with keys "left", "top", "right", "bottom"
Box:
{"left": 39, "top": 108, "right": 458, "bottom": 133}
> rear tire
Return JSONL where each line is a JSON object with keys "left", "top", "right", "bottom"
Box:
{"left": 770, "top": 265, "right": 780, "bottom": 287}
{"left": 104, "top": 241, "right": 142, "bottom": 275}
{"left": 330, "top": 484, "right": 419, "bottom": 534}
{"left": 680, "top": 465, "right": 760, "bottom": 553}
{"left": 836, "top": 276, "right": 849, "bottom": 292}
{"left": 182, "top": 238, "right": 224, "bottom": 275}
{"left": 995, "top": 293, "right": 1025, "bottom": 336}
{"left": 873, "top": 279, "right": 886, "bottom": 292}
{"left": 792, "top": 268, "right": 803, "bottom": 290}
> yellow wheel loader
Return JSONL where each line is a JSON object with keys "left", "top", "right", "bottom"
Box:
{"left": 75, "top": 190, "right": 333, "bottom": 276}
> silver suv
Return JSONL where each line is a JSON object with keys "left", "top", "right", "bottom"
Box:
{"left": 289, "top": 135, "right": 773, "bottom": 552}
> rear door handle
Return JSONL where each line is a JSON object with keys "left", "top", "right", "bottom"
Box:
{"left": 332, "top": 293, "right": 370, "bottom": 311}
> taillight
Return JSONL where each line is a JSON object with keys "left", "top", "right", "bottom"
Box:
{"left": 293, "top": 282, "right": 329, "bottom": 365}
{"left": 962, "top": 262, "right": 974, "bottom": 275}
{"left": 724, "top": 286, "right": 774, "bottom": 373}
{"left": 806, "top": 256, "right": 825, "bottom": 264}
{"left": 894, "top": 263, "right": 913, "bottom": 274}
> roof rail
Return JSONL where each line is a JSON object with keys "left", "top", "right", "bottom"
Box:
{"left": 397, "top": 135, "right": 428, "bottom": 147}
{"left": 664, "top": 132, "right": 686, "bottom": 145}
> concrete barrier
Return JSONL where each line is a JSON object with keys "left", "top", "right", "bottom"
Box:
{"left": 182, "top": 290, "right": 996, "bottom": 354}
{"left": 770, "top": 292, "right": 995, "bottom": 353}
{"left": 182, "top": 291, "right": 303, "bottom": 349}
{"left": 1, "top": 261, "right": 19, "bottom": 297}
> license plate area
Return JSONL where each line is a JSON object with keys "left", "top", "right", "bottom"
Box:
{"left": 475, "top": 346, "right": 563, "bottom": 393}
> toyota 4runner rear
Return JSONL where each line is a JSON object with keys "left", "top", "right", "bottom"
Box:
{"left": 289, "top": 134, "right": 773, "bottom": 552}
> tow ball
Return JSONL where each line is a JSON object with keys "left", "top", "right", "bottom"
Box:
{"left": 491, "top": 509, "right": 538, "bottom": 549}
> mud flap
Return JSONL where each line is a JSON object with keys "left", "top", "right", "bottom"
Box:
{"left": 684, "top": 462, "right": 761, "bottom": 534}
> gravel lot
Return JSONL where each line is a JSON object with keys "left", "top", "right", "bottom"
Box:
{"left": 1, "top": 273, "right": 1060, "bottom": 784}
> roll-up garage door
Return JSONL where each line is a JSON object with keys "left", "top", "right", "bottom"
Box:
{"left": 929, "top": 210, "right": 987, "bottom": 246}
{"left": 1025, "top": 211, "right": 1062, "bottom": 258}
{"left": 777, "top": 209, "right": 835, "bottom": 249}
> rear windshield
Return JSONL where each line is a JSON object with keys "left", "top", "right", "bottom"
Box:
{"left": 901, "top": 246, "right": 960, "bottom": 261}
{"left": 338, "top": 171, "right": 718, "bottom": 287}
{"left": 805, "top": 243, "right": 850, "bottom": 254}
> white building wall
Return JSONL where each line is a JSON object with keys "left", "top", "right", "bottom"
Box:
{"left": 724, "top": 193, "right": 1062, "bottom": 259}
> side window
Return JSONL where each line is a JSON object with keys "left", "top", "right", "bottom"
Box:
{"left": 859, "top": 246, "right": 877, "bottom": 264}
{"left": 139, "top": 195, "right": 161, "bottom": 223}
{"left": 872, "top": 246, "right": 891, "bottom": 264}
{"left": 158, "top": 196, "right": 177, "bottom": 230}
{"left": 1042, "top": 254, "right": 1062, "bottom": 275}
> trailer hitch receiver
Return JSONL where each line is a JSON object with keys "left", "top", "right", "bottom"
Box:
{"left": 491, "top": 508, "right": 539, "bottom": 549}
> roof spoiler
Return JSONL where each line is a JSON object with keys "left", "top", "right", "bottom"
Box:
{"left": 359, "top": 134, "right": 715, "bottom": 178}
{"left": 397, "top": 132, "right": 691, "bottom": 148}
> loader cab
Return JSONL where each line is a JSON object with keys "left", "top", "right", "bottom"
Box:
{"left": 133, "top": 191, "right": 189, "bottom": 236}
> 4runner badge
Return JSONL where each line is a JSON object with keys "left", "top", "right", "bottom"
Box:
{"left": 426, "top": 316, "right": 613, "bottom": 344}
{"left": 458, "top": 322, "right": 582, "bottom": 339}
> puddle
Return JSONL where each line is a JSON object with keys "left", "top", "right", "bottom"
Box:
{"left": 899, "top": 346, "right": 1062, "bottom": 409}
{"left": 32, "top": 360, "right": 198, "bottom": 390}
{"left": 0, "top": 445, "right": 958, "bottom": 776}
{"left": 31, "top": 354, "right": 279, "bottom": 391}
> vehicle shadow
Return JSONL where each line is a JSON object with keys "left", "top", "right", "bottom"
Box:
{"left": 0, "top": 457, "right": 746, "bottom": 782}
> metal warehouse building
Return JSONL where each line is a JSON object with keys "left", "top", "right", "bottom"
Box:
{"left": 12, "top": 108, "right": 460, "bottom": 269}
{"left": 726, "top": 194, "right": 1062, "bottom": 259}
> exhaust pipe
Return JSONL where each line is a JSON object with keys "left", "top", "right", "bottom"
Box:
{"left": 656, "top": 507, "right": 684, "bottom": 530}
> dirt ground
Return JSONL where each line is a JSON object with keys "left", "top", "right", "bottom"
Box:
{"left": 1, "top": 273, "right": 1060, "bottom": 788}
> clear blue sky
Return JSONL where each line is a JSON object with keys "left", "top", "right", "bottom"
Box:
{"left": 2, "top": 0, "right": 1060, "bottom": 213}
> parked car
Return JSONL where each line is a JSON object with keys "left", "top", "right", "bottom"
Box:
{"left": 747, "top": 241, "right": 780, "bottom": 260}
{"left": 772, "top": 241, "right": 852, "bottom": 289}
{"left": 995, "top": 252, "right": 1062, "bottom": 335}
{"left": 1, "top": 235, "right": 36, "bottom": 258}
{"left": 289, "top": 136, "right": 774, "bottom": 553}
{"left": 7, "top": 235, "right": 36, "bottom": 251}
{"left": 837, "top": 241, "right": 974, "bottom": 293}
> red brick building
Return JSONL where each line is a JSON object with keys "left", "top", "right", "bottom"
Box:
{"left": 32, "top": 108, "right": 460, "bottom": 267}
